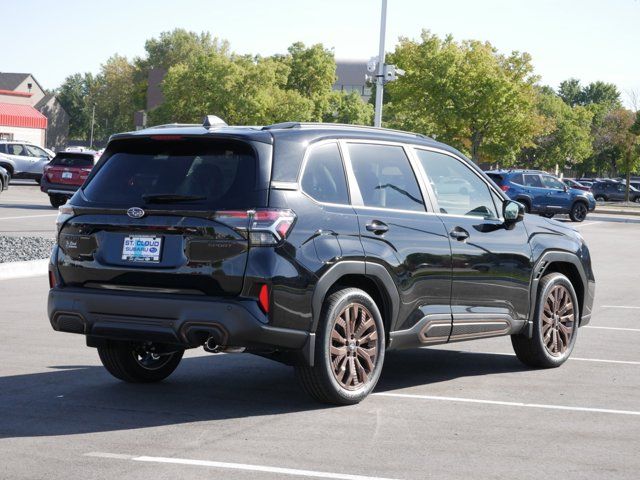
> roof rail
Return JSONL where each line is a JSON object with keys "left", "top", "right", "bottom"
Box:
{"left": 262, "top": 122, "right": 432, "bottom": 140}
{"left": 143, "top": 123, "right": 201, "bottom": 129}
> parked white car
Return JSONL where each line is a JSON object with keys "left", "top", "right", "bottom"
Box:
{"left": 0, "top": 140, "right": 53, "bottom": 183}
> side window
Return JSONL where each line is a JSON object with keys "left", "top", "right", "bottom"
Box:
{"left": 8, "top": 144, "right": 25, "bottom": 156}
{"left": 510, "top": 173, "right": 524, "bottom": 185}
{"left": 0, "top": 144, "right": 6, "bottom": 153}
{"left": 415, "top": 149, "right": 498, "bottom": 219}
{"left": 300, "top": 142, "right": 349, "bottom": 204}
{"left": 541, "top": 175, "right": 565, "bottom": 189}
{"left": 348, "top": 143, "right": 425, "bottom": 211}
{"left": 523, "top": 174, "right": 543, "bottom": 188}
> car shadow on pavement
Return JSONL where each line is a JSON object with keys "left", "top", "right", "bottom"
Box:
{"left": 0, "top": 203, "right": 55, "bottom": 211}
{"left": 0, "top": 349, "right": 526, "bottom": 439}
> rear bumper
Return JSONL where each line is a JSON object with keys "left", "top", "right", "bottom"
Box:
{"left": 40, "top": 178, "right": 79, "bottom": 196}
{"left": 48, "top": 287, "right": 310, "bottom": 352}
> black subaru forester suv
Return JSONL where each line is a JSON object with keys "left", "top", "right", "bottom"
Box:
{"left": 48, "top": 118, "right": 595, "bottom": 405}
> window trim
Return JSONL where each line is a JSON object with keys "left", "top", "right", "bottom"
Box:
{"left": 340, "top": 138, "right": 432, "bottom": 214}
{"left": 409, "top": 145, "right": 507, "bottom": 221}
{"left": 297, "top": 139, "right": 353, "bottom": 208}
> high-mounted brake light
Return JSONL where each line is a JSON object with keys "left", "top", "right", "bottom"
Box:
{"left": 214, "top": 209, "right": 296, "bottom": 246}
{"left": 150, "top": 135, "right": 184, "bottom": 141}
{"left": 500, "top": 185, "right": 510, "bottom": 192}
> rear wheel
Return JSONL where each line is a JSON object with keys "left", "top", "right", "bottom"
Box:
{"left": 594, "top": 195, "right": 606, "bottom": 202}
{"left": 519, "top": 200, "right": 531, "bottom": 214}
{"left": 511, "top": 272, "right": 578, "bottom": 368}
{"left": 49, "top": 194, "right": 67, "bottom": 208}
{"left": 98, "top": 341, "right": 184, "bottom": 383}
{"left": 569, "top": 202, "right": 588, "bottom": 222}
{"left": 34, "top": 175, "right": 42, "bottom": 184}
{"left": 540, "top": 213, "right": 554, "bottom": 218}
{"left": 295, "top": 288, "right": 385, "bottom": 405}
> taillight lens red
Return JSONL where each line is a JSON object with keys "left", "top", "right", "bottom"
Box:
{"left": 258, "top": 284, "right": 270, "bottom": 314}
{"left": 48, "top": 270, "right": 57, "bottom": 289}
{"left": 214, "top": 208, "right": 296, "bottom": 246}
{"left": 500, "top": 185, "right": 510, "bottom": 192}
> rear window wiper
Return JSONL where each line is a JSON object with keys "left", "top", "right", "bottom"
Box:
{"left": 142, "top": 194, "right": 207, "bottom": 203}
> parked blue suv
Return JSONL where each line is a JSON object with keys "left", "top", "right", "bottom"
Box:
{"left": 486, "top": 170, "right": 596, "bottom": 222}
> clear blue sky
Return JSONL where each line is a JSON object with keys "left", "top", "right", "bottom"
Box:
{"left": 2, "top": 0, "right": 638, "bottom": 105}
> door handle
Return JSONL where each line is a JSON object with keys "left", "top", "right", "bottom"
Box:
{"left": 366, "top": 220, "right": 389, "bottom": 235}
{"left": 449, "top": 227, "right": 469, "bottom": 241}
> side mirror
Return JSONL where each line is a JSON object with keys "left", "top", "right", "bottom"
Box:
{"left": 503, "top": 200, "right": 524, "bottom": 224}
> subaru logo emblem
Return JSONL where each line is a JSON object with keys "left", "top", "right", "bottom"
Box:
{"left": 127, "top": 207, "right": 145, "bottom": 219}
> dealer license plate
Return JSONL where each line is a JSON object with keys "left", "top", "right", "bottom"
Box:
{"left": 122, "top": 236, "right": 162, "bottom": 263}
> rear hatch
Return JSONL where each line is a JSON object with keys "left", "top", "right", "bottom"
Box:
{"left": 56, "top": 135, "right": 271, "bottom": 297}
{"left": 45, "top": 152, "right": 95, "bottom": 186}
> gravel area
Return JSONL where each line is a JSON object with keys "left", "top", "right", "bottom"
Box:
{"left": 0, "top": 236, "right": 56, "bottom": 263}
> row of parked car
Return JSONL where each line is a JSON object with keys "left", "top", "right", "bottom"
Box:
{"left": 0, "top": 140, "right": 100, "bottom": 206}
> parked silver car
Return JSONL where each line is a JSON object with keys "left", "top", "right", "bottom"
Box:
{"left": 0, "top": 140, "right": 53, "bottom": 183}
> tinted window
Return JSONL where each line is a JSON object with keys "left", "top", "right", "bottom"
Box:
{"left": 301, "top": 143, "right": 349, "bottom": 204}
{"left": 416, "top": 149, "right": 498, "bottom": 218}
{"left": 486, "top": 173, "right": 504, "bottom": 185}
{"left": 523, "top": 174, "right": 543, "bottom": 188}
{"left": 51, "top": 153, "right": 94, "bottom": 167}
{"left": 84, "top": 138, "right": 260, "bottom": 210}
{"left": 7, "top": 144, "right": 26, "bottom": 156}
{"left": 510, "top": 173, "right": 524, "bottom": 185}
{"left": 348, "top": 143, "right": 424, "bottom": 211}
{"left": 541, "top": 175, "right": 565, "bottom": 189}
{"left": 0, "top": 144, "right": 6, "bottom": 153}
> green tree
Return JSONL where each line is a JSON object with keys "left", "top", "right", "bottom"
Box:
{"left": 324, "top": 91, "right": 374, "bottom": 125}
{"left": 558, "top": 78, "right": 582, "bottom": 107}
{"left": 521, "top": 89, "right": 593, "bottom": 170}
{"left": 56, "top": 73, "right": 97, "bottom": 140}
{"left": 384, "top": 31, "right": 541, "bottom": 163}
{"left": 142, "top": 29, "right": 230, "bottom": 70}
{"left": 91, "top": 55, "right": 143, "bottom": 139}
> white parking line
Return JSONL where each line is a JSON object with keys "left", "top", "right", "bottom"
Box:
{"left": 584, "top": 325, "right": 640, "bottom": 332}
{"left": 84, "top": 452, "right": 400, "bottom": 480}
{"left": 0, "top": 213, "right": 57, "bottom": 221}
{"left": 373, "top": 392, "right": 640, "bottom": 416}
{"left": 574, "top": 221, "right": 600, "bottom": 227}
{"left": 434, "top": 349, "right": 640, "bottom": 366}
{"left": 601, "top": 305, "right": 640, "bottom": 310}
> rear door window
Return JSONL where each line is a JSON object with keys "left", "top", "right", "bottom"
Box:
{"left": 523, "top": 174, "right": 543, "bottom": 188}
{"left": 348, "top": 143, "right": 425, "bottom": 212}
{"left": 300, "top": 142, "right": 349, "bottom": 204}
{"left": 51, "top": 154, "right": 94, "bottom": 167}
{"left": 83, "top": 137, "right": 262, "bottom": 210}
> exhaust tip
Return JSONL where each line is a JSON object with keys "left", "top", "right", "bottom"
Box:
{"left": 203, "top": 336, "right": 220, "bottom": 353}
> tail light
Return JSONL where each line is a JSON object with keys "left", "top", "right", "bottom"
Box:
{"left": 500, "top": 185, "right": 510, "bottom": 192}
{"left": 56, "top": 204, "right": 75, "bottom": 233}
{"left": 48, "top": 270, "right": 57, "bottom": 289}
{"left": 214, "top": 208, "right": 296, "bottom": 246}
{"left": 258, "top": 284, "right": 270, "bottom": 313}
{"left": 80, "top": 168, "right": 92, "bottom": 180}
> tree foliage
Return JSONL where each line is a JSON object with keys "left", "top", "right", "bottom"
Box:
{"left": 383, "top": 31, "right": 541, "bottom": 163}
{"left": 56, "top": 73, "right": 96, "bottom": 140}
{"left": 520, "top": 88, "right": 593, "bottom": 170}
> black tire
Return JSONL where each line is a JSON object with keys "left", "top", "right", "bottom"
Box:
{"left": 98, "top": 341, "right": 184, "bottom": 383}
{"left": 49, "top": 194, "right": 66, "bottom": 209}
{"left": 511, "top": 272, "right": 579, "bottom": 368}
{"left": 34, "top": 175, "right": 42, "bottom": 184}
{"left": 295, "top": 288, "right": 385, "bottom": 405}
{"left": 539, "top": 213, "right": 554, "bottom": 218}
{"left": 594, "top": 195, "right": 606, "bottom": 202}
{"left": 569, "top": 202, "right": 588, "bottom": 222}
{"left": 519, "top": 200, "right": 531, "bottom": 214}
{"left": 634, "top": 196, "right": 640, "bottom": 204}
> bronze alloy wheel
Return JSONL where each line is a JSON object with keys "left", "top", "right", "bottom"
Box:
{"left": 330, "top": 302, "right": 379, "bottom": 390}
{"left": 542, "top": 284, "right": 575, "bottom": 356}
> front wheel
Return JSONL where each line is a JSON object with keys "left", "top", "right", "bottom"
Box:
{"left": 98, "top": 342, "right": 184, "bottom": 383}
{"left": 511, "top": 272, "right": 579, "bottom": 368}
{"left": 295, "top": 288, "right": 385, "bottom": 405}
{"left": 540, "top": 213, "right": 554, "bottom": 218}
{"left": 569, "top": 202, "right": 588, "bottom": 222}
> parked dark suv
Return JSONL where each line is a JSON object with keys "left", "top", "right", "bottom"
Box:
{"left": 591, "top": 181, "right": 640, "bottom": 203}
{"left": 47, "top": 118, "right": 595, "bottom": 405}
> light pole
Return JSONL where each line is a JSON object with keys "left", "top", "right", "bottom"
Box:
{"left": 373, "top": 0, "right": 388, "bottom": 127}
{"left": 89, "top": 104, "right": 96, "bottom": 149}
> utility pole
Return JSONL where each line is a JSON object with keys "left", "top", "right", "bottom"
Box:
{"left": 373, "top": 0, "right": 388, "bottom": 127}
{"left": 89, "top": 104, "right": 96, "bottom": 149}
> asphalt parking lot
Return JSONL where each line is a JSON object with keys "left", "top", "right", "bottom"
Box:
{"left": 1, "top": 184, "right": 639, "bottom": 480}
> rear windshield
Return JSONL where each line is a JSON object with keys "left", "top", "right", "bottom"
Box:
{"left": 83, "top": 137, "right": 260, "bottom": 210}
{"left": 486, "top": 173, "right": 503, "bottom": 185}
{"left": 51, "top": 153, "right": 94, "bottom": 167}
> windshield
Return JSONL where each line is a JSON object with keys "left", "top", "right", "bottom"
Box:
{"left": 83, "top": 137, "right": 260, "bottom": 210}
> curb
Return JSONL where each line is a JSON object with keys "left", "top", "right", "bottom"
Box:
{"left": 0, "top": 259, "right": 49, "bottom": 281}
{"left": 594, "top": 208, "right": 640, "bottom": 217}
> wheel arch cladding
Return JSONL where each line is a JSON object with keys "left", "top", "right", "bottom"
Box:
{"left": 533, "top": 254, "right": 586, "bottom": 324}
{"left": 311, "top": 261, "right": 399, "bottom": 340}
